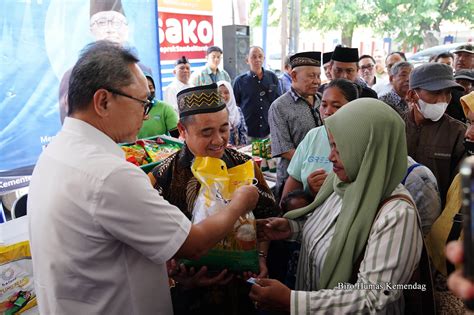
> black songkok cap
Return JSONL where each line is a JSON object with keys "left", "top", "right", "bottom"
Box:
{"left": 177, "top": 83, "right": 226, "bottom": 118}
{"left": 322, "top": 52, "right": 333, "bottom": 65}
{"left": 175, "top": 56, "right": 190, "bottom": 66}
{"left": 90, "top": 0, "right": 125, "bottom": 17}
{"left": 331, "top": 46, "right": 359, "bottom": 63}
{"left": 289, "top": 51, "right": 321, "bottom": 68}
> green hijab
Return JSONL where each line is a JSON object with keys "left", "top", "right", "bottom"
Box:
{"left": 284, "top": 98, "right": 407, "bottom": 289}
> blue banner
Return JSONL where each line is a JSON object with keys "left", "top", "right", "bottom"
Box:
{"left": 0, "top": 0, "right": 160, "bottom": 172}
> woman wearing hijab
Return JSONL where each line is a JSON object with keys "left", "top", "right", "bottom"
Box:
{"left": 217, "top": 80, "right": 248, "bottom": 146}
{"left": 250, "top": 99, "right": 423, "bottom": 313}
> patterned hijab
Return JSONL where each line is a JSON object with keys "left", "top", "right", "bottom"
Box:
{"left": 217, "top": 80, "right": 241, "bottom": 127}
{"left": 285, "top": 98, "right": 408, "bottom": 289}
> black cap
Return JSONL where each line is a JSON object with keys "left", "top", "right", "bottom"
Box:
{"left": 175, "top": 56, "right": 190, "bottom": 66}
{"left": 177, "top": 83, "right": 226, "bottom": 118}
{"left": 289, "top": 51, "right": 321, "bottom": 68}
{"left": 454, "top": 69, "right": 474, "bottom": 82}
{"left": 206, "top": 46, "right": 223, "bottom": 55}
{"left": 409, "top": 63, "right": 464, "bottom": 91}
{"left": 322, "top": 52, "right": 333, "bottom": 65}
{"left": 331, "top": 46, "right": 359, "bottom": 63}
{"left": 90, "top": 0, "right": 125, "bottom": 17}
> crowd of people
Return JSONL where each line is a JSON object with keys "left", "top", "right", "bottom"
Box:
{"left": 28, "top": 30, "right": 474, "bottom": 314}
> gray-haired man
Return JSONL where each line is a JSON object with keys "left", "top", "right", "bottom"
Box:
{"left": 379, "top": 61, "right": 414, "bottom": 117}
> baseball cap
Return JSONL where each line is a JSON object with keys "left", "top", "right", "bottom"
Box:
{"left": 451, "top": 44, "right": 474, "bottom": 54}
{"left": 409, "top": 63, "right": 464, "bottom": 91}
{"left": 454, "top": 69, "right": 474, "bottom": 82}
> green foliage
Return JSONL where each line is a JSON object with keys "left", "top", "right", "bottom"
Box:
{"left": 249, "top": 0, "right": 474, "bottom": 49}
{"left": 249, "top": 0, "right": 281, "bottom": 28}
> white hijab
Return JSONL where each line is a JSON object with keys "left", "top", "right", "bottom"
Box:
{"left": 217, "top": 80, "right": 241, "bottom": 127}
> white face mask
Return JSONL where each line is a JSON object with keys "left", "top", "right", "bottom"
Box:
{"left": 415, "top": 92, "right": 448, "bottom": 122}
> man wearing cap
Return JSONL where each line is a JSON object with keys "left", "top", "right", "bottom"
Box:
{"left": 452, "top": 44, "right": 474, "bottom": 72}
{"left": 445, "top": 47, "right": 474, "bottom": 123}
{"left": 164, "top": 56, "right": 193, "bottom": 112}
{"left": 28, "top": 41, "right": 259, "bottom": 315}
{"left": 268, "top": 51, "right": 323, "bottom": 199}
{"left": 329, "top": 46, "right": 378, "bottom": 98}
{"left": 191, "top": 46, "right": 231, "bottom": 86}
{"left": 233, "top": 46, "right": 282, "bottom": 139}
{"left": 148, "top": 83, "right": 277, "bottom": 315}
{"left": 322, "top": 51, "right": 333, "bottom": 81}
{"left": 58, "top": 0, "right": 151, "bottom": 123}
{"left": 405, "top": 63, "right": 466, "bottom": 206}
{"left": 454, "top": 69, "right": 474, "bottom": 95}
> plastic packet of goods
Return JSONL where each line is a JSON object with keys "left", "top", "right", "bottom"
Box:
{"left": 0, "top": 241, "right": 36, "bottom": 314}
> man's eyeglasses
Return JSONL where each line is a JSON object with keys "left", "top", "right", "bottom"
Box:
{"left": 90, "top": 18, "right": 127, "bottom": 30}
{"left": 106, "top": 88, "right": 153, "bottom": 115}
{"left": 360, "top": 64, "right": 375, "bottom": 71}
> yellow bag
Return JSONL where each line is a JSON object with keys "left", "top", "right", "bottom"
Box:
{"left": 183, "top": 157, "right": 258, "bottom": 272}
{"left": 0, "top": 240, "right": 37, "bottom": 314}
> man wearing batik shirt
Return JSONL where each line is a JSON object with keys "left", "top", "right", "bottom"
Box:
{"left": 233, "top": 46, "right": 282, "bottom": 139}
{"left": 269, "top": 51, "right": 323, "bottom": 198}
{"left": 379, "top": 61, "right": 413, "bottom": 117}
{"left": 148, "top": 83, "right": 277, "bottom": 315}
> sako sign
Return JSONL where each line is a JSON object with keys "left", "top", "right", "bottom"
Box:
{"left": 157, "top": 0, "right": 214, "bottom": 87}
{"left": 158, "top": 12, "right": 213, "bottom": 60}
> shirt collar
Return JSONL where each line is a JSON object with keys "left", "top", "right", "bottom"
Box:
{"left": 63, "top": 117, "right": 124, "bottom": 159}
{"left": 389, "top": 88, "right": 403, "bottom": 103}
{"left": 206, "top": 65, "right": 219, "bottom": 75}
{"left": 248, "top": 68, "right": 265, "bottom": 78}
{"left": 173, "top": 78, "right": 191, "bottom": 89}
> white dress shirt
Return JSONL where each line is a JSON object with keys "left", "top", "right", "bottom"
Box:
{"left": 163, "top": 79, "right": 193, "bottom": 112}
{"left": 28, "top": 117, "right": 191, "bottom": 314}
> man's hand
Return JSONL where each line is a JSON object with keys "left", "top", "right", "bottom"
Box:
{"left": 249, "top": 278, "right": 291, "bottom": 311}
{"left": 446, "top": 241, "right": 474, "bottom": 300}
{"left": 231, "top": 185, "right": 259, "bottom": 214}
{"left": 167, "top": 259, "right": 233, "bottom": 289}
{"left": 257, "top": 218, "right": 291, "bottom": 241}
{"left": 307, "top": 169, "right": 327, "bottom": 196}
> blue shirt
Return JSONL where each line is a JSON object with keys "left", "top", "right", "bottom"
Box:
{"left": 287, "top": 126, "right": 332, "bottom": 192}
{"left": 279, "top": 72, "right": 292, "bottom": 94}
{"left": 233, "top": 69, "right": 281, "bottom": 138}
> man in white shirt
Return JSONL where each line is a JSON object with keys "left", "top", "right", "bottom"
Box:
{"left": 28, "top": 40, "right": 258, "bottom": 315}
{"left": 164, "top": 56, "right": 193, "bottom": 112}
{"left": 372, "top": 51, "right": 407, "bottom": 97}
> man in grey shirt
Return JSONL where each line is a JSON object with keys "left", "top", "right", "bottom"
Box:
{"left": 269, "top": 51, "right": 323, "bottom": 199}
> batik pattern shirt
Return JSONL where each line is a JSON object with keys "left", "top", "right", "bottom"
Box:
{"left": 380, "top": 88, "right": 409, "bottom": 117}
{"left": 269, "top": 88, "right": 322, "bottom": 192}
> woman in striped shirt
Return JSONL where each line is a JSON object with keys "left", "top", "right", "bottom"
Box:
{"left": 250, "top": 99, "right": 423, "bottom": 314}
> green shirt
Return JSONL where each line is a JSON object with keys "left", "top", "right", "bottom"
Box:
{"left": 138, "top": 100, "right": 178, "bottom": 139}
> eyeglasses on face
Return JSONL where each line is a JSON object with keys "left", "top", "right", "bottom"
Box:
{"left": 90, "top": 18, "right": 127, "bottom": 29}
{"left": 105, "top": 88, "right": 153, "bottom": 115}
{"left": 360, "top": 64, "right": 375, "bottom": 71}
